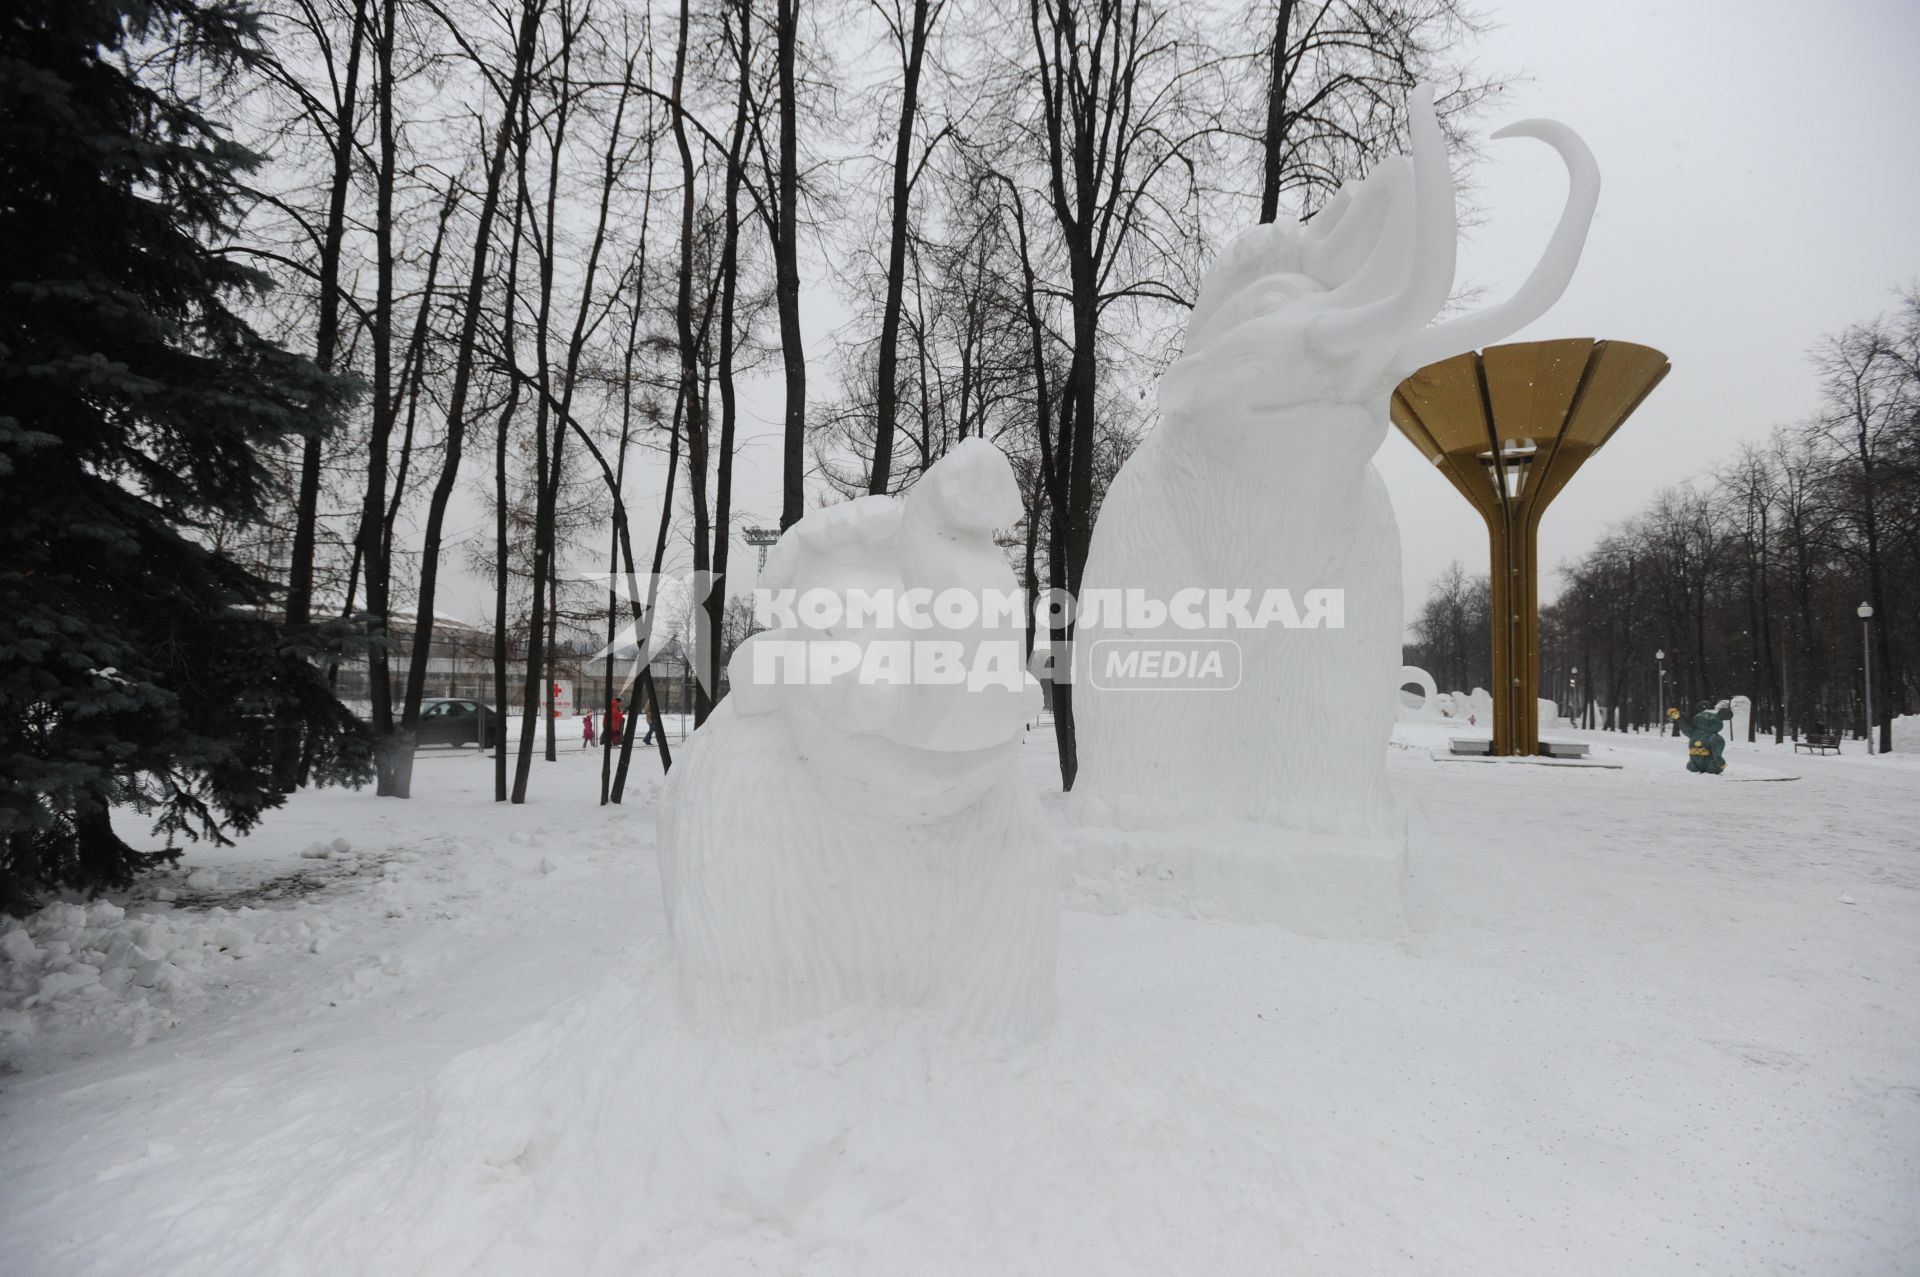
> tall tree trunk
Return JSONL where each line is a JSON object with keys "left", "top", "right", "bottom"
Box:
{"left": 513, "top": 43, "right": 572, "bottom": 801}
{"left": 1049, "top": 238, "right": 1100, "bottom": 789}
{"left": 276, "top": 0, "right": 369, "bottom": 792}
{"left": 706, "top": 5, "right": 753, "bottom": 715}
{"left": 544, "top": 439, "right": 562, "bottom": 764}
{"left": 493, "top": 371, "right": 518, "bottom": 801}
{"left": 1047, "top": 359, "right": 1089, "bottom": 788}
{"left": 492, "top": 130, "right": 531, "bottom": 802}
{"left": 397, "top": 0, "right": 544, "bottom": 799}
{"left": 668, "top": 0, "right": 709, "bottom": 728}
{"left": 1849, "top": 412, "right": 1898, "bottom": 751}
{"left": 774, "top": 0, "right": 807, "bottom": 528}
{"left": 361, "top": 0, "right": 403, "bottom": 796}
{"left": 689, "top": 351, "right": 713, "bottom": 725}
{"left": 613, "top": 385, "right": 683, "bottom": 802}
{"left": 1257, "top": 0, "right": 1298, "bottom": 223}
{"left": 867, "top": 0, "right": 934, "bottom": 494}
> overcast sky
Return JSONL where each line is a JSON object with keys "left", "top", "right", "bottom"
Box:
{"left": 435, "top": 0, "right": 1920, "bottom": 629}
{"left": 1381, "top": 0, "right": 1920, "bottom": 616}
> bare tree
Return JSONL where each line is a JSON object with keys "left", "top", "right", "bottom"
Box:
{"left": 388, "top": 0, "right": 545, "bottom": 798}
{"left": 1246, "top": 0, "right": 1497, "bottom": 223}
{"left": 744, "top": 0, "right": 811, "bottom": 528}
{"left": 260, "top": 0, "right": 372, "bottom": 792}
{"left": 1814, "top": 317, "right": 1910, "bottom": 752}
{"left": 1014, "top": 0, "right": 1215, "bottom": 787}
{"left": 866, "top": 0, "right": 945, "bottom": 494}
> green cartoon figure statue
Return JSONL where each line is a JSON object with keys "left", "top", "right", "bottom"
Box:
{"left": 1682, "top": 700, "right": 1734, "bottom": 774}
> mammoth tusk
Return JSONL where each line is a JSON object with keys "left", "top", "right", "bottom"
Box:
{"left": 1402, "top": 118, "right": 1601, "bottom": 369}
{"left": 1308, "top": 82, "right": 1457, "bottom": 358}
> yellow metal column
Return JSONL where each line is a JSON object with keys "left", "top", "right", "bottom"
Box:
{"left": 1391, "top": 340, "right": 1670, "bottom": 757}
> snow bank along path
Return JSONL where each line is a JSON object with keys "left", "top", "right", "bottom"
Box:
{"left": 1, "top": 734, "right": 1916, "bottom": 1274}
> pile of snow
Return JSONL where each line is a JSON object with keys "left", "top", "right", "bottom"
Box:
{"left": 1890, "top": 713, "right": 1919, "bottom": 753}
{"left": 0, "top": 897, "right": 335, "bottom": 1049}
{"left": 300, "top": 836, "right": 354, "bottom": 859}
{"left": 348, "top": 971, "right": 1401, "bottom": 1274}
{"left": 1446, "top": 687, "right": 1492, "bottom": 721}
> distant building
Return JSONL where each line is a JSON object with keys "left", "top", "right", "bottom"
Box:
{"left": 332, "top": 616, "right": 711, "bottom": 720}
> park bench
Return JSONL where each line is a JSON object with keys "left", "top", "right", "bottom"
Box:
{"left": 1793, "top": 731, "right": 1841, "bottom": 755}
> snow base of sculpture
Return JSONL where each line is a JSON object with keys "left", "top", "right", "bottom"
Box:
{"left": 1061, "top": 820, "right": 1408, "bottom": 941}
{"left": 660, "top": 702, "right": 1058, "bottom": 1039}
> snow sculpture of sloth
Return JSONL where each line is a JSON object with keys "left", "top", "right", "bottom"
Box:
{"left": 1072, "top": 84, "right": 1599, "bottom": 835}
{"left": 658, "top": 439, "right": 1055, "bottom": 1039}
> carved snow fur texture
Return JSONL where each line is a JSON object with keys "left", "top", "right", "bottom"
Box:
{"left": 1072, "top": 410, "right": 1404, "bottom": 837}
{"left": 659, "top": 703, "right": 1056, "bottom": 1039}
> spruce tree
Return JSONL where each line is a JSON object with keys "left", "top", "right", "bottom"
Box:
{"left": 0, "top": 0, "right": 373, "bottom": 909}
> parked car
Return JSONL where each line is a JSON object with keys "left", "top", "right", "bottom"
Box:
{"left": 415, "top": 698, "right": 499, "bottom": 749}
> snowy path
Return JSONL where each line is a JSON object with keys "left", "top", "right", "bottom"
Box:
{"left": 2, "top": 733, "right": 1915, "bottom": 1274}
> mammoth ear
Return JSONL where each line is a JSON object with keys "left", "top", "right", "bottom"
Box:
{"left": 1183, "top": 222, "right": 1301, "bottom": 349}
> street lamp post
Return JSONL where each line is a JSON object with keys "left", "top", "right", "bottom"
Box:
{"left": 1859, "top": 602, "right": 1875, "bottom": 755}
{"left": 1656, "top": 649, "right": 1667, "bottom": 736}
{"left": 744, "top": 526, "right": 781, "bottom": 573}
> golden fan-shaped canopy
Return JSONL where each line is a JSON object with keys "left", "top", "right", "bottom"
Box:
{"left": 1389, "top": 339, "right": 1670, "bottom": 524}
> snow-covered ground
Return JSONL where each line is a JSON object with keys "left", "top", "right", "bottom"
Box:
{"left": 2, "top": 726, "right": 1915, "bottom": 1275}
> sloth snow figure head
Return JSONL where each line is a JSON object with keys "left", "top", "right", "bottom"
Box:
{"left": 738, "top": 436, "right": 1039, "bottom": 819}
{"left": 658, "top": 439, "right": 1056, "bottom": 1040}
{"left": 1071, "top": 84, "right": 1599, "bottom": 835}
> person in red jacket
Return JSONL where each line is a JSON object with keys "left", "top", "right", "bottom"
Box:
{"left": 608, "top": 696, "right": 624, "bottom": 747}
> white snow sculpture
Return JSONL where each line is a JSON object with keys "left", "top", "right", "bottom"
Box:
{"left": 1071, "top": 84, "right": 1599, "bottom": 834}
{"left": 1395, "top": 665, "right": 1446, "bottom": 722}
{"left": 1892, "top": 713, "right": 1920, "bottom": 754}
{"left": 657, "top": 439, "right": 1056, "bottom": 1040}
{"left": 1729, "top": 694, "right": 1752, "bottom": 743}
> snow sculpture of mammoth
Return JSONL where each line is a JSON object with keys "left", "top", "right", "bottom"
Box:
{"left": 658, "top": 439, "right": 1056, "bottom": 1039}
{"left": 1072, "top": 84, "right": 1599, "bottom": 834}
